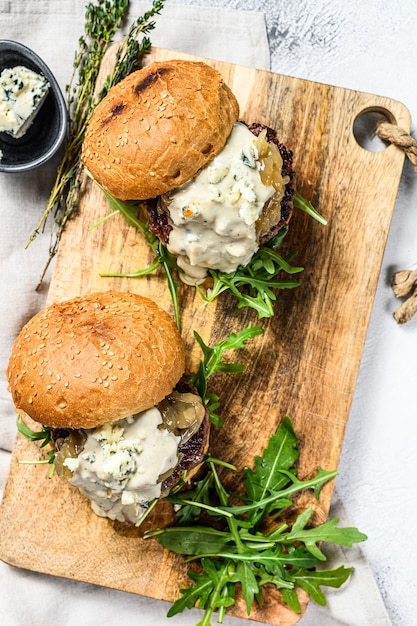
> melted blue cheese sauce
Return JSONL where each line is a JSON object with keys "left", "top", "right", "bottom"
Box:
{"left": 64, "top": 407, "right": 180, "bottom": 524}
{"left": 0, "top": 65, "right": 49, "bottom": 138}
{"left": 160, "top": 123, "right": 276, "bottom": 285}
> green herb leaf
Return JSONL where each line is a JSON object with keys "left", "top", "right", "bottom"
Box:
{"left": 243, "top": 415, "right": 299, "bottom": 518}
{"left": 237, "top": 561, "right": 259, "bottom": 615}
{"left": 289, "top": 565, "right": 353, "bottom": 606}
{"left": 16, "top": 416, "right": 52, "bottom": 449}
{"left": 199, "top": 226, "right": 303, "bottom": 318}
{"left": 151, "top": 416, "right": 366, "bottom": 623}
{"left": 190, "top": 326, "right": 264, "bottom": 425}
{"left": 91, "top": 182, "right": 182, "bottom": 330}
{"left": 294, "top": 190, "right": 328, "bottom": 225}
{"left": 16, "top": 416, "right": 55, "bottom": 476}
{"left": 155, "top": 526, "right": 231, "bottom": 556}
{"left": 281, "top": 510, "right": 368, "bottom": 561}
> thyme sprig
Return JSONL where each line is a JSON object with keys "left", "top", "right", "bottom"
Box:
{"left": 28, "top": 0, "right": 165, "bottom": 289}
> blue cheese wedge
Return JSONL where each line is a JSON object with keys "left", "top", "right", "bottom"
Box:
{"left": 0, "top": 65, "right": 49, "bottom": 138}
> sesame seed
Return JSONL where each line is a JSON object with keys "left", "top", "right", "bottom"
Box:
{"left": 74, "top": 373, "right": 81, "bottom": 378}
{"left": 59, "top": 403, "right": 67, "bottom": 409}
{"left": 104, "top": 381, "right": 109, "bottom": 388}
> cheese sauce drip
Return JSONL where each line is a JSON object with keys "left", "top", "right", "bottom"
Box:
{"left": 63, "top": 407, "right": 180, "bottom": 524}
{"left": 160, "top": 123, "right": 277, "bottom": 285}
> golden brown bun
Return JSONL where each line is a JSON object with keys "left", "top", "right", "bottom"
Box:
{"left": 81, "top": 60, "right": 239, "bottom": 200}
{"left": 7, "top": 291, "right": 185, "bottom": 430}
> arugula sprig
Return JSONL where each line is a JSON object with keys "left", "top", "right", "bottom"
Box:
{"left": 91, "top": 185, "right": 316, "bottom": 320}
{"left": 190, "top": 326, "right": 264, "bottom": 427}
{"left": 294, "top": 190, "right": 328, "bottom": 225}
{"left": 198, "top": 226, "right": 303, "bottom": 318}
{"left": 148, "top": 416, "right": 367, "bottom": 623}
{"left": 89, "top": 177, "right": 181, "bottom": 330}
{"left": 16, "top": 416, "right": 55, "bottom": 477}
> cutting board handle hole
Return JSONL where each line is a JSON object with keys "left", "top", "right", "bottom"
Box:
{"left": 353, "top": 108, "right": 395, "bottom": 152}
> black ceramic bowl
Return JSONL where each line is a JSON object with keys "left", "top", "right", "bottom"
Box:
{"left": 0, "top": 40, "right": 67, "bottom": 172}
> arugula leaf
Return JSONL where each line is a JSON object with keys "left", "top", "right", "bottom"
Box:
{"left": 150, "top": 416, "right": 367, "bottom": 624}
{"left": 289, "top": 565, "right": 353, "bottom": 606}
{"left": 88, "top": 177, "right": 182, "bottom": 330}
{"left": 16, "top": 415, "right": 52, "bottom": 448}
{"left": 281, "top": 509, "right": 367, "bottom": 561}
{"left": 199, "top": 227, "right": 303, "bottom": 319}
{"left": 294, "top": 190, "right": 328, "bottom": 225}
{"left": 190, "top": 326, "right": 264, "bottom": 426}
{"left": 90, "top": 180, "right": 306, "bottom": 319}
{"left": 243, "top": 415, "right": 299, "bottom": 517}
{"left": 16, "top": 416, "right": 55, "bottom": 477}
{"left": 236, "top": 561, "right": 259, "bottom": 615}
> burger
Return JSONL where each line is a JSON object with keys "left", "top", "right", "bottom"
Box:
{"left": 6, "top": 291, "right": 209, "bottom": 524}
{"left": 81, "top": 60, "right": 295, "bottom": 285}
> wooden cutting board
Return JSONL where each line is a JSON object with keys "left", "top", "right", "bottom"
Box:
{"left": 0, "top": 47, "right": 410, "bottom": 625}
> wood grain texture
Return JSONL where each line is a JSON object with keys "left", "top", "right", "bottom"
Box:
{"left": 0, "top": 46, "right": 410, "bottom": 625}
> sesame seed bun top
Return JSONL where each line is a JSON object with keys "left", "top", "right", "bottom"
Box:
{"left": 81, "top": 59, "right": 239, "bottom": 200}
{"left": 6, "top": 291, "right": 185, "bottom": 430}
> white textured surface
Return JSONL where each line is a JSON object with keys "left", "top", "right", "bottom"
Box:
{"left": 1, "top": 1, "right": 417, "bottom": 626}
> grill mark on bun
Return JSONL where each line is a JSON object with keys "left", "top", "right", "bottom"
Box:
{"left": 99, "top": 101, "right": 127, "bottom": 127}
{"left": 134, "top": 67, "right": 169, "bottom": 95}
{"left": 81, "top": 60, "right": 239, "bottom": 200}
